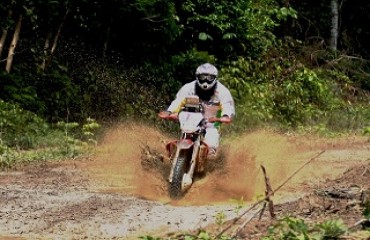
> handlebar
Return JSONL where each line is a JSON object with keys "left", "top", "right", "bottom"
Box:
{"left": 158, "top": 111, "right": 232, "bottom": 124}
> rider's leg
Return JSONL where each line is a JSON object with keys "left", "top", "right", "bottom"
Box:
{"left": 204, "top": 128, "right": 219, "bottom": 159}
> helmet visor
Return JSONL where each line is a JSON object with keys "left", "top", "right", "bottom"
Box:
{"left": 198, "top": 74, "right": 216, "bottom": 83}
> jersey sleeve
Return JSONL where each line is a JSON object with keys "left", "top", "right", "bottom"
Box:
{"left": 167, "top": 83, "right": 193, "bottom": 113}
{"left": 219, "top": 86, "right": 235, "bottom": 118}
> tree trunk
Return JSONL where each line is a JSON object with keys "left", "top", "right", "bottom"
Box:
{"left": 42, "top": 8, "right": 69, "bottom": 70}
{"left": 5, "top": 13, "right": 22, "bottom": 73}
{"left": 40, "top": 31, "right": 52, "bottom": 70}
{"left": 0, "top": 9, "right": 13, "bottom": 60}
{"left": 329, "top": 0, "right": 339, "bottom": 50}
{"left": 103, "top": 24, "right": 111, "bottom": 58}
{"left": 0, "top": 27, "right": 9, "bottom": 60}
{"left": 51, "top": 9, "right": 69, "bottom": 55}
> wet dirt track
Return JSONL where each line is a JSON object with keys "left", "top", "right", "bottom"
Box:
{"left": 0, "top": 123, "right": 369, "bottom": 239}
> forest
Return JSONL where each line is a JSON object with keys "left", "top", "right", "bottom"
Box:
{"left": 1, "top": 0, "right": 370, "bottom": 166}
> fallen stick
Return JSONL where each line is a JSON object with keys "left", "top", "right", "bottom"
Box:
{"left": 215, "top": 150, "right": 326, "bottom": 238}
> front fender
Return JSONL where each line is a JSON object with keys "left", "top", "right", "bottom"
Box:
{"left": 165, "top": 139, "right": 194, "bottom": 157}
{"left": 177, "top": 139, "right": 194, "bottom": 149}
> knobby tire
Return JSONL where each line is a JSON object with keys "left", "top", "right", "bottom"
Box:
{"left": 169, "top": 154, "right": 187, "bottom": 199}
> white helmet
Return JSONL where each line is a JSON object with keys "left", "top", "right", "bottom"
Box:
{"left": 196, "top": 63, "right": 218, "bottom": 90}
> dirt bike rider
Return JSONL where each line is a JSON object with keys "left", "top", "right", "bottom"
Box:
{"left": 159, "top": 63, "right": 235, "bottom": 159}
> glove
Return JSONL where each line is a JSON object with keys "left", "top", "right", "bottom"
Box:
{"left": 220, "top": 115, "right": 232, "bottom": 123}
{"left": 158, "top": 111, "right": 171, "bottom": 119}
{"left": 208, "top": 115, "right": 232, "bottom": 124}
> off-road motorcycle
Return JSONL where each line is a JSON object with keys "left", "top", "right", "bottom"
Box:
{"left": 159, "top": 96, "right": 231, "bottom": 199}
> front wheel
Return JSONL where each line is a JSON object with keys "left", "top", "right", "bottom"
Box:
{"left": 169, "top": 155, "right": 187, "bottom": 199}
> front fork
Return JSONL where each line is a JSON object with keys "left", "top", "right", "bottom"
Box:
{"left": 168, "top": 139, "right": 200, "bottom": 183}
{"left": 187, "top": 139, "right": 200, "bottom": 180}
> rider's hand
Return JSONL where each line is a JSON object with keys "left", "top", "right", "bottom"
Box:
{"left": 208, "top": 115, "right": 232, "bottom": 124}
{"left": 220, "top": 115, "right": 232, "bottom": 124}
{"left": 158, "top": 111, "right": 172, "bottom": 119}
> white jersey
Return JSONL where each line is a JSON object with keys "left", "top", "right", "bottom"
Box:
{"left": 167, "top": 80, "right": 235, "bottom": 118}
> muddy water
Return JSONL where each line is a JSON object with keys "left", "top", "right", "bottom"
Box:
{"left": 77, "top": 123, "right": 370, "bottom": 206}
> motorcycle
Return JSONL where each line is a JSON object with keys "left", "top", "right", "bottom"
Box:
{"left": 158, "top": 96, "right": 231, "bottom": 199}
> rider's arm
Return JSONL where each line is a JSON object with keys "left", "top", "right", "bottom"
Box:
{"left": 167, "top": 82, "right": 194, "bottom": 113}
{"left": 218, "top": 85, "right": 235, "bottom": 119}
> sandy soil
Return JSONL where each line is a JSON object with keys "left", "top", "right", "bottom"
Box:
{"left": 0, "top": 123, "right": 369, "bottom": 239}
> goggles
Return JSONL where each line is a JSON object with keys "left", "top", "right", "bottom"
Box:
{"left": 198, "top": 74, "right": 216, "bottom": 83}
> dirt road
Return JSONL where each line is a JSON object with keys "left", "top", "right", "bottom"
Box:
{"left": 1, "top": 123, "right": 369, "bottom": 239}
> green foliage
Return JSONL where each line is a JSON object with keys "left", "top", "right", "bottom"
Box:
{"left": 170, "top": 48, "right": 217, "bottom": 84}
{"left": 36, "top": 68, "right": 80, "bottom": 121}
{"left": 36, "top": 52, "right": 173, "bottom": 122}
{"left": 180, "top": 0, "right": 297, "bottom": 58}
{"left": 140, "top": 229, "right": 235, "bottom": 240}
{"left": 364, "top": 200, "right": 370, "bottom": 223}
{"left": 134, "top": 0, "right": 180, "bottom": 40}
{"left": 215, "top": 211, "right": 227, "bottom": 226}
{"left": 365, "top": 127, "right": 370, "bottom": 142}
{"left": 263, "top": 217, "right": 310, "bottom": 240}
{"left": 139, "top": 236, "right": 163, "bottom": 240}
{"left": 0, "top": 99, "right": 49, "bottom": 149}
{"left": 0, "top": 71, "right": 42, "bottom": 112}
{"left": 262, "top": 217, "right": 349, "bottom": 240}
{"left": 0, "top": 64, "right": 81, "bottom": 122}
{"left": 315, "top": 219, "right": 347, "bottom": 239}
{"left": 0, "top": 100, "right": 100, "bottom": 169}
{"left": 55, "top": 117, "right": 101, "bottom": 157}
{"left": 219, "top": 52, "right": 370, "bottom": 132}
{"left": 82, "top": 117, "right": 101, "bottom": 145}
{"left": 229, "top": 197, "right": 246, "bottom": 214}
{"left": 272, "top": 67, "right": 336, "bottom": 127}
{"left": 0, "top": 143, "right": 17, "bottom": 170}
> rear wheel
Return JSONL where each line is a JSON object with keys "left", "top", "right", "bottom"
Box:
{"left": 169, "top": 154, "right": 187, "bottom": 199}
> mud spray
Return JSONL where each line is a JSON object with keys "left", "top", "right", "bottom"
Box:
{"left": 77, "top": 123, "right": 361, "bottom": 206}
